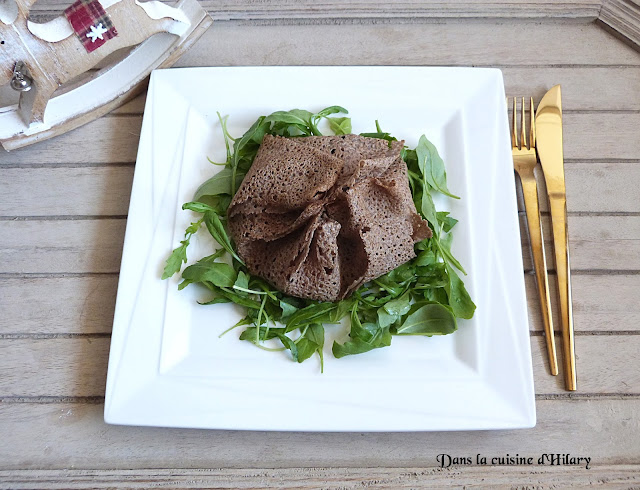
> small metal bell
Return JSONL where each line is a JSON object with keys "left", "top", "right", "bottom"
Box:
{"left": 11, "top": 62, "right": 33, "bottom": 92}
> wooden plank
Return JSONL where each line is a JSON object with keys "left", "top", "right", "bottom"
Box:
{"left": 1, "top": 116, "right": 142, "bottom": 165}
{"left": 110, "top": 67, "right": 640, "bottom": 115}
{"left": 6, "top": 64, "right": 640, "bottom": 118}
{"left": 519, "top": 161, "right": 640, "bottom": 214}
{"left": 0, "top": 220, "right": 126, "bottom": 274}
{"left": 0, "top": 335, "right": 638, "bottom": 397}
{"left": 0, "top": 273, "right": 624, "bottom": 335}
{"left": 0, "top": 399, "right": 638, "bottom": 469}
{"left": 521, "top": 214, "right": 640, "bottom": 272}
{"left": 565, "top": 162, "right": 640, "bottom": 214}
{"left": 1, "top": 272, "right": 637, "bottom": 336}
{"left": 2, "top": 111, "right": 638, "bottom": 165}
{"left": 599, "top": 0, "right": 640, "bottom": 52}
{"left": 502, "top": 67, "right": 640, "bottom": 111}
{"left": 111, "top": 95, "right": 146, "bottom": 115}
{"left": 564, "top": 113, "right": 640, "bottom": 160}
{"left": 2, "top": 465, "right": 640, "bottom": 488}
{"left": 532, "top": 335, "right": 640, "bottom": 392}
{"left": 525, "top": 273, "right": 640, "bottom": 333}
{"left": 174, "top": 21, "right": 640, "bottom": 67}
{"left": 2, "top": 161, "right": 639, "bottom": 217}
{"left": 1, "top": 215, "right": 638, "bottom": 274}
{"left": 0, "top": 276, "right": 118, "bottom": 335}
{"left": 575, "top": 273, "right": 640, "bottom": 331}
{"left": 567, "top": 215, "right": 640, "bottom": 271}
{"left": 0, "top": 167, "right": 134, "bottom": 217}
{"left": 0, "top": 338, "right": 110, "bottom": 397}
{"left": 28, "top": 0, "right": 604, "bottom": 20}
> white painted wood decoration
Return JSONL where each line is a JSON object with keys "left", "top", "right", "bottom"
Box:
{"left": 0, "top": 0, "right": 212, "bottom": 150}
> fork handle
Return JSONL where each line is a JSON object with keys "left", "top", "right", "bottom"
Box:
{"left": 549, "top": 195, "right": 576, "bottom": 390}
{"left": 520, "top": 169, "right": 559, "bottom": 376}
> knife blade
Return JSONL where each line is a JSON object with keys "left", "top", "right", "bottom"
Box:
{"left": 536, "top": 85, "right": 576, "bottom": 391}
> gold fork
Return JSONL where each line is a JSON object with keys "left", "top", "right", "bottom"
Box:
{"left": 512, "top": 97, "right": 558, "bottom": 376}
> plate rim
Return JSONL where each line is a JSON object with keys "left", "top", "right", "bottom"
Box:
{"left": 104, "top": 66, "right": 536, "bottom": 431}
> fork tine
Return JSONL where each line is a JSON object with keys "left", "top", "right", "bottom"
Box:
{"left": 530, "top": 97, "right": 536, "bottom": 148}
{"left": 511, "top": 97, "right": 517, "bottom": 148}
{"left": 521, "top": 96, "right": 527, "bottom": 150}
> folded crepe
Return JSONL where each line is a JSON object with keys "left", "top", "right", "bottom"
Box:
{"left": 228, "top": 133, "right": 431, "bottom": 301}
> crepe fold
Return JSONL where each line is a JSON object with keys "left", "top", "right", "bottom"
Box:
{"left": 228, "top": 134, "right": 431, "bottom": 301}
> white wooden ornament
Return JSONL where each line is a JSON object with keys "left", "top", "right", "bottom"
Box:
{"left": 0, "top": 0, "right": 212, "bottom": 150}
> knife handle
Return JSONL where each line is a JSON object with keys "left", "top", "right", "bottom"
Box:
{"left": 549, "top": 196, "right": 576, "bottom": 390}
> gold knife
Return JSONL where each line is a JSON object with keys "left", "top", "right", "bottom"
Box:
{"left": 535, "top": 85, "right": 576, "bottom": 391}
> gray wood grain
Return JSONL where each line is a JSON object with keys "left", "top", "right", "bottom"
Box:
{"left": 27, "top": 0, "right": 605, "bottom": 21}
{"left": 0, "top": 335, "right": 638, "bottom": 396}
{"left": 0, "top": 215, "right": 638, "bottom": 274}
{"left": 600, "top": 0, "right": 640, "bottom": 50}
{"left": 2, "top": 161, "right": 639, "bottom": 216}
{"left": 2, "top": 466, "right": 640, "bottom": 488}
{"left": 1, "top": 9, "right": 639, "bottom": 483}
{"left": 0, "top": 276, "right": 118, "bottom": 334}
{"left": 1, "top": 112, "right": 638, "bottom": 165}
{"left": 0, "top": 400, "right": 638, "bottom": 469}
{"left": 3, "top": 273, "right": 640, "bottom": 335}
{"left": 108, "top": 66, "right": 640, "bottom": 113}
{"left": 175, "top": 21, "right": 640, "bottom": 67}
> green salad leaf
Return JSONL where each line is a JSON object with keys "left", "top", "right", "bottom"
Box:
{"left": 162, "top": 106, "right": 475, "bottom": 367}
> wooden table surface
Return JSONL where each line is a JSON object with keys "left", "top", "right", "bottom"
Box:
{"left": 1, "top": 1, "right": 640, "bottom": 487}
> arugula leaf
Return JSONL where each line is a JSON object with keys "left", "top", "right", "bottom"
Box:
{"left": 332, "top": 323, "right": 392, "bottom": 358}
{"left": 416, "top": 135, "right": 459, "bottom": 199}
{"left": 295, "top": 323, "right": 325, "bottom": 368}
{"left": 377, "top": 309, "right": 397, "bottom": 329}
{"left": 264, "top": 110, "right": 313, "bottom": 129}
{"left": 332, "top": 337, "right": 376, "bottom": 358}
{"left": 231, "top": 116, "right": 268, "bottom": 192}
{"left": 180, "top": 248, "right": 227, "bottom": 288}
{"left": 425, "top": 287, "right": 450, "bottom": 305}
{"left": 215, "top": 289, "right": 262, "bottom": 309}
{"left": 275, "top": 332, "right": 299, "bottom": 361}
{"left": 181, "top": 260, "right": 237, "bottom": 288}
{"left": 415, "top": 263, "right": 448, "bottom": 289}
{"left": 328, "top": 117, "right": 352, "bottom": 135}
{"left": 415, "top": 249, "right": 437, "bottom": 266}
{"left": 332, "top": 303, "right": 392, "bottom": 358}
{"left": 436, "top": 211, "right": 458, "bottom": 233}
{"left": 200, "top": 249, "right": 227, "bottom": 262}
{"left": 359, "top": 120, "right": 397, "bottom": 146}
{"left": 420, "top": 183, "right": 438, "bottom": 228}
{"left": 315, "top": 106, "right": 348, "bottom": 118}
{"left": 233, "top": 270, "right": 250, "bottom": 295}
{"left": 286, "top": 302, "right": 337, "bottom": 332}
{"left": 313, "top": 106, "right": 348, "bottom": 135}
{"left": 329, "top": 297, "right": 355, "bottom": 323}
{"left": 161, "top": 217, "right": 203, "bottom": 279}
{"left": 203, "top": 210, "right": 243, "bottom": 263}
{"left": 240, "top": 326, "right": 283, "bottom": 342}
{"left": 444, "top": 264, "right": 476, "bottom": 320}
{"left": 438, "top": 230, "right": 466, "bottom": 274}
{"left": 193, "top": 167, "right": 246, "bottom": 203}
{"left": 279, "top": 299, "right": 299, "bottom": 319}
{"left": 383, "top": 291, "right": 412, "bottom": 316}
{"left": 394, "top": 302, "right": 457, "bottom": 336}
{"left": 182, "top": 201, "right": 214, "bottom": 214}
{"left": 162, "top": 240, "right": 189, "bottom": 280}
{"left": 359, "top": 131, "right": 396, "bottom": 144}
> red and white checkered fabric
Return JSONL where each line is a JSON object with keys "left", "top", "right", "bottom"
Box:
{"left": 64, "top": 0, "right": 118, "bottom": 53}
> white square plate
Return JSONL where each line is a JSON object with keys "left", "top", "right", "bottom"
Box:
{"left": 105, "top": 66, "right": 535, "bottom": 431}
